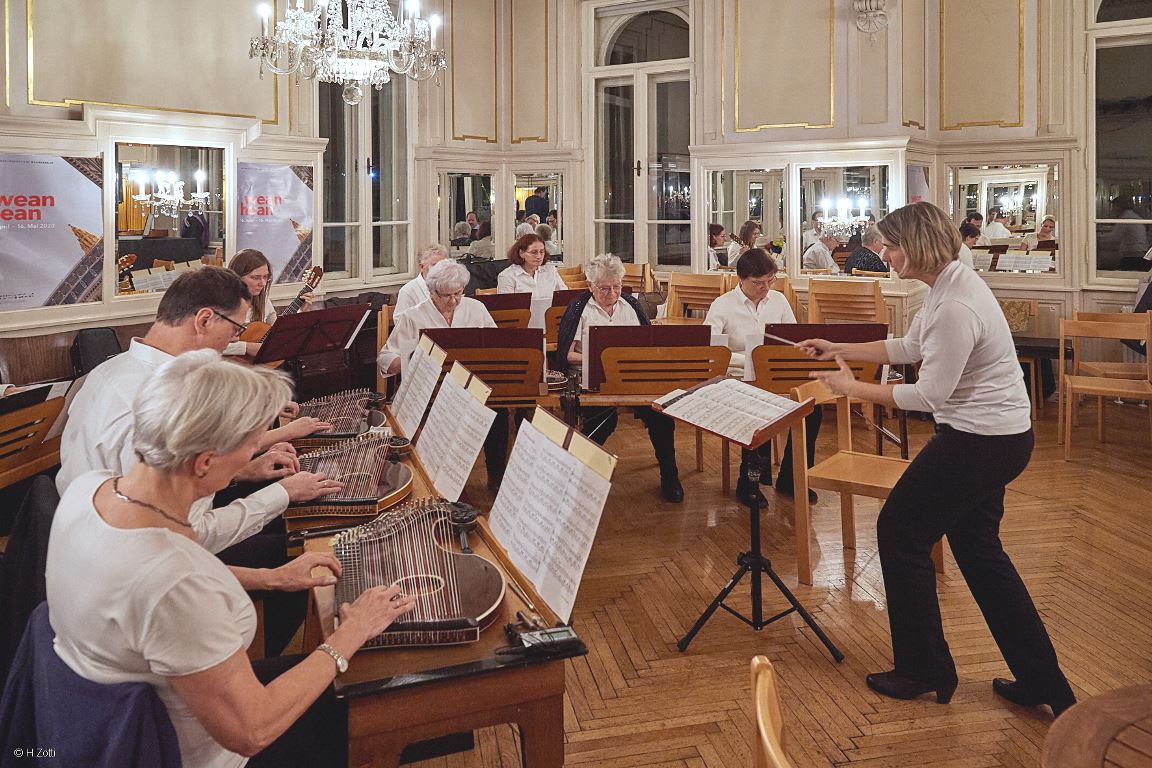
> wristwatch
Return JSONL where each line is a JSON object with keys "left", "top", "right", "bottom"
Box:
{"left": 316, "top": 643, "right": 348, "bottom": 675}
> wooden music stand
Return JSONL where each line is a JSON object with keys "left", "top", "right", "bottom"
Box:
{"left": 0, "top": 398, "right": 64, "bottom": 491}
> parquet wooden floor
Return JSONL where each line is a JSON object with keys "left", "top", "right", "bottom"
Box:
{"left": 406, "top": 399, "right": 1152, "bottom": 767}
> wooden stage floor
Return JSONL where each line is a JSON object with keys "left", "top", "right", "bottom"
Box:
{"left": 396, "top": 399, "right": 1152, "bottom": 767}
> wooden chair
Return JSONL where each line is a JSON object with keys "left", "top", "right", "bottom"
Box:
{"left": 772, "top": 274, "right": 800, "bottom": 319}
{"left": 997, "top": 298, "right": 1041, "bottom": 420}
{"left": 488, "top": 308, "right": 532, "bottom": 329}
{"left": 152, "top": 258, "right": 176, "bottom": 271}
{"left": 474, "top": 287, "right": 498, "bottom": 296}
{"left": 799, "top": 267, "right": 833, "bottom": 276}
{"left": 544, "top": 305, "right": 566, "bottom": 354}
{"left": 851, "top": 268, "right": 890, "bottom": 278}
{"left": 1058, "top": 315, "right": 1152, "bottom": 459}
{"left": 807, "top": 279, "right": 886, "bottom": 324}
{"left": 621, "top": 262, "right": 655, "bottom": 294}
{"left": 831, "top": 246, "right": 853, "bottom": 271}
{"left": 375, "top": 306, "right": 393, "bottom": 395}
{"left": 751, "top": 656, "right": 795, "bottom": 768}
{"left": 0, "top": 398, "right": 64, "bottom": 491}
{"left": 1072, "top": 310, "right": 1150, "bottom": 380}
{"left": 557, "top": 265, "right": 586, "bottom": 289}
{"left": 792, "top": 380, "right": 945, "bottom": 575}
{"left": 664, "top": 273, "right": 727, "bottom": 319}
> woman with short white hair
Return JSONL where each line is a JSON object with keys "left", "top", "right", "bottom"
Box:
{"left": 394, "top": 243, "right": 449, "bottom": 315}
{"left": 536, "top": 223, "right": 562, "bottom": 257}
{"left": 47, "top": 350, "right": 415, "bottom": 768}
{"left": 450, "top": 221, "right": 472, "bottom": 247}
{"left": 555, "top": 254, "right": 684, "bottom": 503}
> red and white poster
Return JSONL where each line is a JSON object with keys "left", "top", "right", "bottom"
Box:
{"left": 907, "top": 165, "right": 931, "bottom": 205}
{"left": 0, "top": 154, "right": 104, "bottom": 310}
{"left": 235, "top": 164, "right": 315, "bottom": 283}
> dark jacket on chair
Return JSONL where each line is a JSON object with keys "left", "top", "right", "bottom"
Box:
{"left": 555, "top": 291, "right": 651, "bottom": 372}
{"left": 0, "top": 476, "right": 58, "bottom": 686}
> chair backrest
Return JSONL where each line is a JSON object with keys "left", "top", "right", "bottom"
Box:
{"left": 375, "top": 306, "right": 393, "bottom": 394}
{"left": 1060, "top": 315, "right": 1152, "bottom": 382}
{"left": 997, "top": 298, "right": 1038, "bottom": 334}
{"left": 851, "top": 268, "right": 890, "bottom": 278}
{"left": 0, "top": 399, "right": 65, "bottom": 489}
{"left": 474, "top": 287, "right": 498, "bottom": 296}
{"left": 665, "top": 273, "right": 728, "bottom": 319}
{"left": 70, "top": 327, "right": 123, "bottom": 377}
{"left": 791, "top": 380, "right": 853, "bottom": 451}
{"left": 598, "top": 345, "right": 731, "bottom": 395}
{"left": 557, "top": 265, "right": 586, "bottom": 288}
{"left": 772, "top": 274, "right": 799, "bottom": 319}
{"left": 807, "top": 279, "right": 886, "bottom": 324}
{"left": 438, "top": 346, "right": 545, "bottom": 399}
{"left": 800, "top": 267, "right": 833, "bottom": 276}
{"left": 152, "top": 259, "right": 176, "bottom": 271}
{"left": 544, "top": 305, "right": 566, "bottom": 347}
{"left": 831, "top": 246, "right": 853, "bottom": 271}
{"left": 750, "top": 656, "right": 795, "bottom": 768}
{"left": 622, "top": 262, "right": 655, "bottom": 294}
{"left": 751, "top": 344, "right": 881, "bottom": 397}
{"left": 488, "top": 308, "right": 532, "bottom": 329}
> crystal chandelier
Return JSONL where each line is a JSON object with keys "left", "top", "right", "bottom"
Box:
{"left": 820, "top": 197, "right": 871, "bottom": 241}
{"left": 249, "top": 0, "right": 446, "bottom": 106}
{"left": 131, "top": 170, "right": 210, "bottom": 219}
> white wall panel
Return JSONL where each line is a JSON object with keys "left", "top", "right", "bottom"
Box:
{"left": 450, "top": 0, "right": 499, "bottom": 143}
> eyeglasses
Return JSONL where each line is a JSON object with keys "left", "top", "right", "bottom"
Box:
{"left": 213, "top": 310, "right": 249, "bottom": 338}
{"left": 743, "top": 276, "right": 776, "bottom": 289}
{"left": 524, "top": 248, "right": 547, "bottom": 257}
{"left": 435, "top": 289, "right": 464, "bottom": 300}
{"left": 592, "top": 283, "right": 622, "bottom": 294}
{"left": 246, "top": 273, "right": 272, "bottom": 283}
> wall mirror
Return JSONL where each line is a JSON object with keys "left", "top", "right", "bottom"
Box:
{"left": 799, "top": 165, "right": 890, "bottom": 243}
{"left": 514, "top": 173, "right": 563, "bottom": 257}
{"left": 439, "top": 172, "right": 494, "bottom": 258}
{"left": 948, "top": 163, "right": 1061, "bottom": 275}
{"left": 708, "top": 169, "right": 784, "bottom": 244}
{"left": 115, "top": 142, "right": 225, "bottom": 295}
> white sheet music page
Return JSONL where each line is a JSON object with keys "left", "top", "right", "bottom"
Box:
{"left": 489, "top": 418, "right": 614, "bottom": 624}
{"left": 391, "top": 338, "right": 442, "bottom": 438}
{"left": 416, "top": 366, "right": 496, "bottom": 502}
{"left": 656, "top": 378, "right": 803, "bottom": 446}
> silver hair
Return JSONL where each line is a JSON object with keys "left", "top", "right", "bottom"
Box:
{"left": 535, "top": 223, "right": 554, "bottom": 241}
{"left": 417, "top": 243, "right": 449, "bottom": 267}
{"left": 425, "top": 259, "right": 471, "bottom": 295}
{"left": 515, "top": 222, "right": 535, "bottom": 238}
{"left": 862, "top": 226, "right": 883, "bottom": 246}
{"left": 132, "top": 349, "right": 292, "bottom": 471}
{"left": 525, "top": 214, "right": 541, "bottom": 226}
{"left": 451, "top": 222, "right": 472, "bottom": 240}
{"left": 584, "top": 253, "right": 625, "bottom": 284}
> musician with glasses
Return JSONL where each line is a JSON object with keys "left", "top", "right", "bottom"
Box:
{"left": 496, "top": 233, "right": 566, "bottom": 296}
{"left": 704, "top": 249, "right": 822, "bottom": 506}
{"left": 48, "top": 350, "right": 417, "bottom": 768}
{"left": 223, "top": 249, "right": 314, "bottom": 358}
{"left": 556, "top": 254, "right": 684, "bottom": 503}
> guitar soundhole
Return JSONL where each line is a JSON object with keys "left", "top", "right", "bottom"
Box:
{"left": 394, "top": 574, "right": 444, "bottom": 599}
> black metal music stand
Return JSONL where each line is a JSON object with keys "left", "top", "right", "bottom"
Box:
{"left": 252, "top": 304, "right": 372, "bottom": 392}
{"left": 675, "top": 421, "right": 844, "bottom": 662}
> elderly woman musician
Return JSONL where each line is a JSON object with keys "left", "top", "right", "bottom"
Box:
{"left": 223, "top": 249, "right": 313, "bottom": 358}
{"left": 394, "top": 244, "right": 449, "bottom": 316}
{"left": 800, "top": 202, "right": 1075, "bottom": 716}
{"left": 449, "top": 221, "right": 473, "bottom": 247}
{"left": 704, "top": 249, "right": 821, "bottom": 505}
{"left": 47, "top": 350, "right": 416, "bottom": 768}
{"left": 556, "top": 254, "right": 684, "bottom": 503}
{"left": 497, "top": 233, "right": 567, "bottom": 296}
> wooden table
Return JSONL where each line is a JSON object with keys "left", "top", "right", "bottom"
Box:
{"left": 1042, "top": 685, "right": 1152, "bottom": 767}
{"left": 301, "top": 410, "right": 584, "bottom": 768}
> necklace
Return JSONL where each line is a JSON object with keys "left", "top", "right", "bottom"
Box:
{"left": 112, "top": 476, "right": 193, "bottom": 530}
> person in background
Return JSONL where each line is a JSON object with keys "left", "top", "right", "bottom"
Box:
{"left": 497, "top": 233, "right": 567, "bottom": 296}
{"left": 223, "top": 249, "right": 314, "bottom": 358}
{"left": 1022, "top": 216, "right": 1057, "bottom": 252}
{"left": 514, "top": 221, "right": 536, "bottom": 239}
{"left": 467, "top": 221, "right": 495, "bottom": 260}
{"left": 394, "top": 244, "right": 449, "bottom": 316}
{"left": 704, "top": 249, "right": 821, "bottom": 505}
{"left": 728, "top": 220, "right": 762, "bottom": 269}
{"left": 803, "top": 232, "right": 843, "bottom": 274}
{"left": 557, "top": 254, "right": 684, "bottom": 503}
{"left": 707, "top": 223, "right": 728, "bottom": 269}
{"left": 48, "top": 350, "right": 416, "bottom": 768}
{"left": 844, "top": 227, "right": 890, "bottom": 274}
{"left": 958, "top": 222, "right": 980, "bottom": 269}
{"left": 536, "top": 223, "right": 562, "bottom": 257}
{"left": 547, "top": 209, "right": 559, "bottom": 231}
{"left": 801, "top": 201, "right": 1075, "bottom": 716}
{"left": 449, "top": 221, "right": 473, "bottom": 247}
{"left": 964, "top": 212, "right": 984, "bottom": 232}
{"left": 524, "top": 185, "right": 550, "bottom": 222}
{"left": 801, "top": 211, "right": 825, "bottom": 252}
{"left": 978, "top": 208, "right": 1013, "bottom": 244}
{"left": 465, "top": 211, "right": 480, "bottom": 241}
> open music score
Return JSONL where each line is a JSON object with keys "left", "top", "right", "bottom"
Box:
{"left": 415, "top": 362, "right": 497, "bottom": 502}
{"left": 488, "top": 408, "right": 617, "bottom": 624}
{"left": 390, "top": 335, "right": 446, "bottom": 438}
{"left": 654, "top": 378, "right": 808, "bottom": 448}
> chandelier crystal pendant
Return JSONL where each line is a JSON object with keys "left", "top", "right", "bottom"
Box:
{"left": 249, "top": 0, "right": 446, "bottom": 106}
{"left": 132, "top": 170, "right": 211, "bottom": 219}
{"left": 820, "top": 196, "right": 872, "bottom": 242}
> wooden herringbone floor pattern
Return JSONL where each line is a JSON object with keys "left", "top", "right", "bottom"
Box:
{"left": 408, "top": 400, "right": 1152, "bottom": 767}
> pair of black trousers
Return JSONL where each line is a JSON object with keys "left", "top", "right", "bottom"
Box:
{"left": 580, "top": 406, "right": 678, "bottom": 477}
{"left": 877, "top": 424, "right": 1073, "bottom": 701}
{"left": 740, "top": 409, "right": 823, "bottom": 489}
{"left": 247, "top": 653, "right": 348, "bottom": 768}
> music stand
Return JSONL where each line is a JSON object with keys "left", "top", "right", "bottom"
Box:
{"left": 657, "top": 384, "right": 844, "bottom": 661}
{"left": 252, "top": 303, "right": 372, "bottom": 368}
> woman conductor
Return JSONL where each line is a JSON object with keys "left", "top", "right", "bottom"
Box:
{"left": 800, "top": 202, "right": 1075, "bottom": 716}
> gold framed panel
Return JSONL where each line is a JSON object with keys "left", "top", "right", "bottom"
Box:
{"left": 939, "top": 0, "right": 1025, "bottom": 130}
{"left": 900, "top": 0, "right": 926, "bottom": 129}
{"left": 510, "top": 0, "right": 549, "bottom": 144}
{"left": 450, "top": 0, "right": 499, "bottom": 143}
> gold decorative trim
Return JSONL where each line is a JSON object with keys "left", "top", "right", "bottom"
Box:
{"left": 25, "top": 0, "right": 279, "bottom": 124}
{"left": 939, "top": 0, "right": 1024, "bottom": 131}
{"left": 450, "top": 0, "right": 499, "bottom": 144}
{"left": 902, "top": 120, "right": 926, "bottom": 129}
{"left": 1036, "top": 0, "right": 1042, "bottom": 130}
{"left": 4, "top": 0, "right": 10, "bottom": 108}
{"left": 720, "top": 0, "right": 725, "bottom": 136}
{"left": 900, "top": 0, "right": 926, "bottom": 130}
{"left": 734, "top": 0, "right": 834, "bottom": 131}
{"left": 510, "top": 0, "right": 549, "bottom": 144}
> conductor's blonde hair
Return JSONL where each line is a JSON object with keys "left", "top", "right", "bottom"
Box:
{"left": 876, "top": 202, "right": 962, "bottom": 276}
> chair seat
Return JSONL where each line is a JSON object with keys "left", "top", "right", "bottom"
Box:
{"left": 1077, "top": 361, "right": 1146, "bottom": 380}
{"left": 1064, "top": 375, "right": 1152, "bottom": 398}
{"left": 807, "top": 451, "right": 910, "bottom": 498}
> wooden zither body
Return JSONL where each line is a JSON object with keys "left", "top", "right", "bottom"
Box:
{"left": 292, "top": 388, "right": 386, "bottom": 450}
{"left": 332, "top": 498, "right": 507, "bottom": 647}
{"left": 287, "top": 433, "right": 413, "bottom": 523}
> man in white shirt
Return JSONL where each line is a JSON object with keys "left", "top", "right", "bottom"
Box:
{"left": 803, "top": 232, "right": 843, "bottom": 273}
{"left": 978, "top": 208, "right": 1013, "bottom": 244}
{"left": 801, "top": 211, "right": 825, "bottom": 253}
{"left": 394, "top": 243, "right": 448, "bottom": 316}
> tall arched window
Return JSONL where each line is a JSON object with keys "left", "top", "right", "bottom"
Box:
{"left": 1096, "top": 0, "right": 1152, "bottom": 23}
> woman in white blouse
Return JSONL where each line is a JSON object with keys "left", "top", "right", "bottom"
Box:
{"left": 496, "top": 233, "right": 566, "bottom": 296}
{"left": 223, "top": 250, "right": 313, "bottom": 357}
{"left": 801, "top": 202, "right": 1075, "bottom": 716}
{"left": 46, "top": 350, "right": 415, "bottom": 768}
{"left": 1022, "top": 216, "right": 1057, "bottom": 251}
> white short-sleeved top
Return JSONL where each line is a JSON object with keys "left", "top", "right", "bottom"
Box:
{"left": 47, "top": 470, "right": 257, "bottom": 768}
{"left": 393, "top": 274, "right": 430, "bottom": 316}
{"left": 571, "top": 297, "right": 640, "bottom": 356}
{"left": 496, "top": 263, "right": 567, "bottom": 297}
{"left": 377, "top": 296, "right": 496, "bottom": 375}
{"left": 704, "top": 287, "right": 796, "bottom": 376}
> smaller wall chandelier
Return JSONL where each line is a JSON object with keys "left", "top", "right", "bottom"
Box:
{"left": 820, "top": 196, "right": 872, "bottom": 241}
{"left": 250, "top": 0, "right": 446, "bottom": 106}
{"left": 132, "top": 170, "right": 210, "bottom": 219}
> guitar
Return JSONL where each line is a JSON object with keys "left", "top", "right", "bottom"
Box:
{"left": 239, "top": 266, "right": 324, "bottom": 343}
{"left": 116, "top": 254, "right": 137, "bottom": 292}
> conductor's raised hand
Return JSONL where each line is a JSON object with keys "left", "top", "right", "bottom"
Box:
{"left": 339, "top": 584, "right": 417, "bottom": 647}
{"left": 279, "top": 471, "right": 343, "bottom": 503}
{"left": 811, "top": 355, "right": 857, "bottom": 396}
{"left": 796, "top": 338, "right": 839, "bottom": 361}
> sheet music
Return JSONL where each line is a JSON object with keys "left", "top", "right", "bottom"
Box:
{"left": 529, "top": 297, "right": 551, "bottom": 329}
{"left": 655, "top": 378, "right": 804, "bottom": 446}
{"left": 489, "top": 419, "right": 613, "bottom": 624}
{"left": 972, "top": 251, "right": 994, "bottom": 270}
{"left": 416, "top": 367, "right": 496, "bottom": 502}
{"left": 44, "top": 375, "right": 86, "bottom": 442}
{"left": 391, "top": 340, "right": 442, "bottom": 437}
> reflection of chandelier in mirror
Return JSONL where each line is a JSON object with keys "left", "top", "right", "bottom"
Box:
{"left": 249, "top": 0, "right": 446, "bottom": 106}
{"left": 820, "top": 196, "right": 871, "bottom": 241}
{"left": 132, "top": 169, "right": 210, "bottom": 219}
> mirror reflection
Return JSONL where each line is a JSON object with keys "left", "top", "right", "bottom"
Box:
{"left": 115, "top": 142, "right": 224, "bottom": 294}
{"left": 514, "top": 172, "right": 562, "bottom": 259}
{"left": 799, "top": 166, "right": 889, "bottom": 275}
{"left": 439, "top": 172, "right": 493, "bottom": 260}
{"left": 708, "top": 169, "right": 783, "bottom": 269}
{"left": 949, "top": 163, "right": 1060, "bottom": 275}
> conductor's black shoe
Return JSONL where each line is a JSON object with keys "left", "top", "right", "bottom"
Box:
{"left": 774, "top": 482, "right": 818, "bottom": 504}
{"left": 866, "top": 671, "right": 956, "bottom": 704}
{"left": 735, "top": 478, "right": 768, "bottom": 507}
{"left": 992, "top": 678, "right": 1075, "bottom": 717}
{"left": 660, "top": 475, "right": 684, "bottom": 503}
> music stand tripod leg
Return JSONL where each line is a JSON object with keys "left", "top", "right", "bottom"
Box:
{"left": 677, "top": 451, "right": 844, "bottom": 662}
